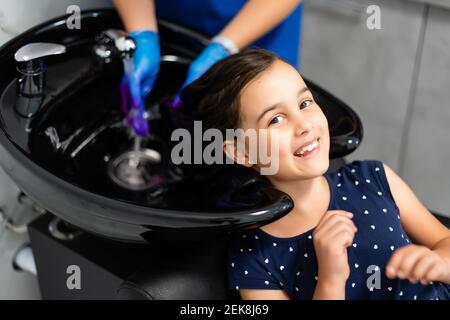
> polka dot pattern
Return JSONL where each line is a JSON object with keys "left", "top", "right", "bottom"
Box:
{"left": 228, "top": 160, "right": 450, "bottom": 300}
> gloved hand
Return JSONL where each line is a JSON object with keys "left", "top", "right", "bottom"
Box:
{"left": 120, "top": 74, "right": 149, "bottom": 137}
{"left": 127, "top": 30, "right": 161, "bottom": 110}
{"left": 171, "top": 42, "right": 230, "bottom": 108}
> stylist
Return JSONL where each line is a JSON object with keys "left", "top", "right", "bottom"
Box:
{"left": 113, "top": 0, "right": 303, "bottom": 107}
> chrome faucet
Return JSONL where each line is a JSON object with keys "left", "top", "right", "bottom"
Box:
{"left": 93, "top": 29, "right": 136, "bottom": 63}
{"left": 14, "top": 42, "right": 66, "bottom": 117}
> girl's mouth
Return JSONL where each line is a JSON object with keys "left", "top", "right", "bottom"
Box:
{"left": 294, "top": 138, "right": 320, "bottom": 160}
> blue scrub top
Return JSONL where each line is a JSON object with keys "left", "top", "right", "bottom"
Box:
{"left": 154, "top": 0, "right": 303, "bottom": 68}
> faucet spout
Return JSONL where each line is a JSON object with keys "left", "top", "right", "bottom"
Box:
{"left": 14, "top": 42, "right": 66, "bottom": 117}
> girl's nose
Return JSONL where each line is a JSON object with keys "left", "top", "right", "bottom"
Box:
{"left": 295, "top": 122, "right": 313, "bottom": 136}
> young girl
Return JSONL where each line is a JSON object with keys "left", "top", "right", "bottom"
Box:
{"left": 180, "top": 49, "right": 450, "bottom": 300}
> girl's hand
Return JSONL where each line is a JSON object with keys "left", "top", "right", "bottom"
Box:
{"left": 312, "top": 210, "right": 357, "bottom": 286}
{"left": 386, "top": 244, "right": 450, "bottom": 285}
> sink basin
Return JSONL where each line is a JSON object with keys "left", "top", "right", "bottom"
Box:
{"left": 0, "top": 9, "right": 363, "bottom": 243}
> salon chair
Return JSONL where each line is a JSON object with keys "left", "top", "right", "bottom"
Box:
{"left": 0, "top": 9, "right": 363, "bottom": 299}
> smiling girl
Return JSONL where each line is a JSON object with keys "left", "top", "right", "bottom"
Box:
{"left": 180, "top": 49, "right": 450, "bottom": 300}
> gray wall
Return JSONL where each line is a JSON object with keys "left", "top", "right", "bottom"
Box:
{"left": 301, "top": 0, "right": 450, "bottom": 217}
{"left": 401, "top": 6, "right": 450, "bottom": 217}
{"left": 0, "top": 0, "right": 112, "bottom": 45}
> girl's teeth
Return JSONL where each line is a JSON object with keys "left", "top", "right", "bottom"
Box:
{"left": 303, "top": 140, "right": 318, "bottom": 153}
{"left": 296, "top": 139, "right": 319, "bottom": 156}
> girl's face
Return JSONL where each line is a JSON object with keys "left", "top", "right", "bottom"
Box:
{"left": 236, "top": 59, "right": 330, "bottom": 181}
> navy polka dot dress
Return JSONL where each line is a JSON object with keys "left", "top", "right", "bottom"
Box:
{"left": 228, "top": 160, "right": 450, "bottom": 300}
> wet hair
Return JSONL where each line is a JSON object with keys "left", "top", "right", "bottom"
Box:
{"left": 180, "top": 48, "right": 286, "bottom": 134}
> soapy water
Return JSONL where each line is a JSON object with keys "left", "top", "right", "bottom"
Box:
{"left": 107, "top": 75, "right": 163, "bottom": 190}
{"left": 119, "top": 74, "right": 149, "bottom": 137}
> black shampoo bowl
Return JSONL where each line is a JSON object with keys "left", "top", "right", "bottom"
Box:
{"left": 0, "top": 9, "right": 362, "bottom": 245}
{"left": 0, "top": 9, "right": 364, "bottom": 300}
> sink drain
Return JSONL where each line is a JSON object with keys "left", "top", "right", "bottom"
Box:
{"left": 107, "top": 149, "right": 162, "bottom": 191}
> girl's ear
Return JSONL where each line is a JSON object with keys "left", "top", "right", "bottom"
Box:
{"left": 223, "top": 140, "right": 254, "bottom": 168}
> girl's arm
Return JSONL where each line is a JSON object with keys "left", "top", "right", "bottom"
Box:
{"left": 239, "top": 280, "right": 346, "bottom": 300}
{"left": 312, "top": 280, "right": 346, "bottom": 299}
{"left": 239, "top": 289, "right": 290, "bottom": 300}
{"left": 218, "top": 0, "right": 303, "bottom": 50}
{"left": 383, "top": 163, "right": 450, "bottom": 284}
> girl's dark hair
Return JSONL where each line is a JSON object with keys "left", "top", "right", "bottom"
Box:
{"left": 180, "top": 48, "right": 284, "bottom": 134}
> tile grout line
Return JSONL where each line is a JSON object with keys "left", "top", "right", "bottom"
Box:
{"left": 398, "top": 4, "right": 429, "bottom": 177}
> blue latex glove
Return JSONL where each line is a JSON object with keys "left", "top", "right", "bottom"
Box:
{"left": 120, "top": 30, "right": 159, "bottom": 136}
{"left": 171, "top": 42, "right": 230, "bottom": 108}
{"left": 127, "top": 30, "right": 160, "bottom": 110}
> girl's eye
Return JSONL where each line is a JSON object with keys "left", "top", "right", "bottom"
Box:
{"left": 269, "top": 115, "right": 284, "bottom": 126}
{"left": 300, "top": 99, "right": 313, "bottom": 109}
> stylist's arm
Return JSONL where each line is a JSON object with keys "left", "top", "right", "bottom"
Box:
{"left": 172, "top": 0, "right": 303, "bottom": 106}
{"left": 113, "top": 0, "right": 160, "bottom": 106}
